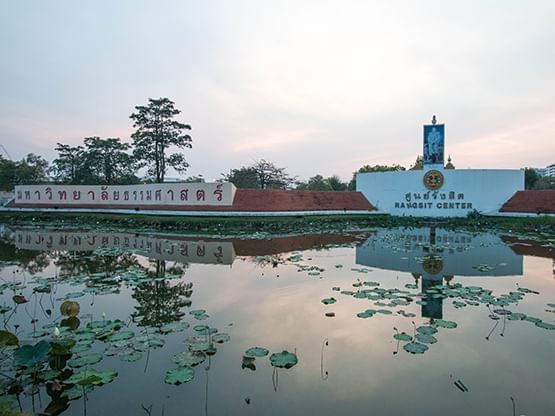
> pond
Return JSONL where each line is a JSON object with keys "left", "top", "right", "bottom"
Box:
{"left": 0, "top": 224, "right": 554, "bottom": 415}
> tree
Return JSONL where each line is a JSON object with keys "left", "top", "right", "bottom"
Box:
{"left": 130, "top": 98, "right": 192, "bottom": 183}
{"left": 81, "top": 137, "right": 138, "bottom": 184}
{"left": 49, "top": 143, "right": 84, "bottom": 184}
{"left": 524, "top": 168, "right": 540, "bottom": 190}
{"left": 533, "top": 176, "right": 555, "bottom": 190}
{"left": 222, "top": 160, "right": 296, "bottom": 189}
{"left": 348, "top": 164, "right": 405, "bottom": 190}
{"left": 222, "top": 167, "right": 260, "bottom": 189}
{"left": 0, "top": 154, "right": 49, "bottom": 190}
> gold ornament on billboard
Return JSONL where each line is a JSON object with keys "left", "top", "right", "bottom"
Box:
{"left": 423, "top": 169, "right": 444, "bottom": 190}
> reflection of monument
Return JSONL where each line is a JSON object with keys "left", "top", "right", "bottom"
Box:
{"left": 355, "top": 227, "right": 524, "bottom": 319}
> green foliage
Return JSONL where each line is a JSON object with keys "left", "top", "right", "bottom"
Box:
{"left": 348, "top": 164, "right": 405, "bottom": 190}
{"left": 223, "top": 160, "right": 296, "bottom": 189}
{"left": 0, "top": 154, "right": 49, "bottom": 191}
{"left": 14, "top": 340, "right": 51, "bottom": 368}
{"left": 296, "top": 174, "right": 348, "bottom": 191}
{"left": 130, "top": 97, "right": 192, "bottom": 183}
{"left": 533, "top": 176, "right": 555, "bottom": 190}
{"left": 524, "top": 168, "right": 540, "bottom": 189}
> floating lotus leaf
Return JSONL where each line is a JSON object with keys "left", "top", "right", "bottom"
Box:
{"left": 245, "top": 347, "right": 269, "bottom": 357}
{"left": 135, "top": 336, "right": 165, "bottom": 349}
{"left": 73, "top": 330, "right": 96, "bottom": 341}
{"left": 405, "top": 283, "right": 418, "bottom": 289}
{"left": 0, "top": 306, "right": 13, "bottom": 314}
{"left": 403, "top": 342, "right": 429, "bottom": 354}
{"left": 12, "top": 295, "right": 27, "bottom": 304}
{"left": 172, "top": 351, "right": 206, "bottom": 367}
{"left": 212, "top": 333, "right": 230, "bottom": 343}
{"left": 71, "top": 342, "right": 93, "bottom": 354}
{"left": 393, "top": 332, "right": 412, "bottom": 342}
{"left": 165, "top": 366, "right": 194, "bottom": 385}
{"left": 363, "top": 281, "right": 380, "bottom": 287}
{"left": 547, "top": 303, "right": 555, "bottom": 308}
{"left": 524, "top": 316, "right": 542, "bottom": 324}
{"left": 51, "top": 339, "right": 76, "bottom": 356}
{"left": 107, "top": 331, "right": 134, "bottom": 343}
{"left": 415, "top": 334, "right": 437, "bottom": 344}
{"left": 321, "top": 297, "right": 336, "bottom": 305}
{"left": 190, "top": 309, "right": 209, "bottom": 320}
{"left": 38, "top": 369, "right": 61, "bottom": 381}
{"left": 67, "top": 369, "right": 118, "bottom": 386}
{"left": 60, "top": 300, "right": 80, "bottom": 317}
{"left": 120, "top": 352, "right": 143, "bottom": 362}
{"left": 416, "top": 326, "right": 438, "bottom": 335}
{"left": 357, "top": 309, "right": 376, "bottom": 318}
{"left": 434, "top": 319, "right": 457, "bottom": 329}
{"left": 0, "top": 330, "right": 19, "bottom": 347}
{"left": 62, "top": 384, "right": 93, "bottom": 400}
{"left": 14, "top": 340, "right": 50, "bottom": 368}
{"left": 377, "top": 309, "right": 392, "bottom": 315}
{"left": 535, "top": 321, "right": 555, "bottom": 330}
{"left": 507, "top": 313, "right": 526, "bottom": 321}
{"left": 269, "top": 351, "right": 298, "bottom": 369}
{"left": 68, "top": 353, "right": 103, "bottom": 368}
{"left": 64, "top": 292, "right": 85, "bottom": 299}
{"left": 193, "top": 325, "right": 217, "bottom": 335}
{"left": 160, "top": 321, "right": 190, "bottom": 334}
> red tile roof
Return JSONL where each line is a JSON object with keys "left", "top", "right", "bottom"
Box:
{"left": 500, "top": 190, "right": 555, "bottom": 214}
{"left": 7, "top": 189, "right": 376, "bottom": 213}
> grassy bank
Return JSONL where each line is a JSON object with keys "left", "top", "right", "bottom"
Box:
{"left": 0, "top": 211, "right": 553, "bottom": 238}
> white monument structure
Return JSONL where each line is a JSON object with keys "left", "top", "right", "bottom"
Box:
{"left": 356, "top": 116, "right": 524, "bottom": 217}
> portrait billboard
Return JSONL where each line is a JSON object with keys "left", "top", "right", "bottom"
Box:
{"left": 423, "top": 124, "right": 445, "bottom": 166}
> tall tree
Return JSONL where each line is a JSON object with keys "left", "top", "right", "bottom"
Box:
{"left": 130, "top": 98, "right": 192, "bottom": 183}
{"left": 49, "top": 143, "right": 84, "bottom": 184}
{"left": 221, "top": 167, "right": 260, "bottom": 189}
{"left": 524, "top": 168, "right": 540, "bottom": 190}
{"left": 82, "top": 137, "right": 138, "bottom": 184}
{"left": 0, "top": 154, "right": 49, "bottom": 190}
{"left": 222, "top": 161, "right": 295, "bottom": 189}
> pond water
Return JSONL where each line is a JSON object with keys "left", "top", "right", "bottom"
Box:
{"left": 0, "top": 224, "right": 554, "bottom": 415}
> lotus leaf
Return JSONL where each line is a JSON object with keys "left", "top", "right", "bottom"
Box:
{"left": 416, "top": 326, "right": 438, "bottom": 335}
{"left": 245, "top": 347, "right": 269, "bottom": 357}
{"left": 507, "top": 313, "right": 526, "bottom": 321}
{"left": 434, "top": 319, "right": 457, "bottom": 329}
{"left": 535, "top": 321, "right": 555, "bottom": 330}
{"left": 160, "top": 321, "right": 190, "bottom": 334}
{"left": 415, "top": 334, "right": 437, "bottom": 344}
{"left": 172, "top": 351, "right": 206, "bottom": 367}
{"left": 212, "top": 333, "right": 230, "bottom": 343}
{"left": 120, "top": 352, "right": 143, "bottom": 362}
{"left": 165, "top": 367, "right": 194, "bottom": 385}
{"left": 377, "top": 309, "right": 392, "bottom": 315}
{"left": 14, "top": 340, "right": 50, "bottom": 368}
{"left": 68, "top": 353, "right": 103, "bottom": 368}
{"left": 270, "top": 350, "right": 298, "bottom": 369}
{"left": 62, "top": 384, "right": 93, "bottom": 400}
{"left": 393, "top": 332, "right": 412, "bottom": 342}
{"left": 321, "top": 297, "right": 336, "bottom": 305}
{"left": 107, "top": 331, "right": 134, "bottom": 343}
{"left": 67, "top": 369, "right": 118, "bottom": 386}
{"left": 403, "top": 342, "right": 429, "bottom": 354}
{"left": 0, "top": 330, "right": 18, "bottom": 347}
{"left": 60, "top": 300, "right": 80, "bottom": 317}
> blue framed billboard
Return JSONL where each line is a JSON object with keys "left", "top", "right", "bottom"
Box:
{"left": 423, "top": 124, "right": 445, "bottom": 165}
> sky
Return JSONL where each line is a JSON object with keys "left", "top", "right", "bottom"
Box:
{"left": 1, "top": 0, "right": 554, "bottom": 182}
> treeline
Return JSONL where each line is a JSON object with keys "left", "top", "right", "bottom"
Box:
{"left": 1, "top": 98, "right": 192, "bottom": 191}
{"left": 524, "top": 168, "right": 555, "bottom": 190}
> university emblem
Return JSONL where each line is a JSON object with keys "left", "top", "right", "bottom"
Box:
{"left": 423, "top": 255, "right": 443, "bottom": 275}
{"left": 423, "top": 170, "right": 444, "bottom": 190}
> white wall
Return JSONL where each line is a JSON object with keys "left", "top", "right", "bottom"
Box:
{"left": 14, "top": 183, "right": 236, "bottom": 206}
{"left": 357, "top": 168, "right": 523, "bottom": 217}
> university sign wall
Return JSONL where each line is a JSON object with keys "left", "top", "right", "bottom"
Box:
{"left": 14, "top": 183, "right": 236, "bottom": 207}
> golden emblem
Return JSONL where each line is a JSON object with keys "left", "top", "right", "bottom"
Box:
{"left": 423, "top": 255, "right": 443, "bottom": 275}
{"left": 423, "top": 170, "right": 444, "bottom": 190}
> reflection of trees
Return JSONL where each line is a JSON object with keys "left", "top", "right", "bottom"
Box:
{"left": 54, "top": 250, "right": 141, "bottom": 279}
{"left": 0, "top": 238, "right": 50, "bottom": 274}
{"left": 132, "top": 260, "right": 193, "bottom": 329}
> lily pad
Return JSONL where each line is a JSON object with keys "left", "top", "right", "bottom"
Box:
{"left": 245, "top": 347, "right": 269, "bottom": 357}
{"left": 0, "top": 330, "right": 19, "bottom": 347}
{"left": 14, "top": 340, "right": 50, "bottom": 368}
{"left": 393, "top": 332, "right": 412, "bottom": 342}
{"left": 212, "top": 333, "right": 230, "bottom": 343}
{"left": 270, "top": 350, "right": 298, "bottom": 369}
{"left": 67, "top": 369, "right": 118, "bottom": 386}
{"left": 172, "top": 351, "right": 206, "bottom": 367}
{"left": 107, "top": 331, "right": 134, "bottom": 343}
{"left": 68, "top": 353, "right": 103, "bottom": 368}
{"left": 120, "top": 352, "right": 143, "bottom": 362}
{"left": 535, "top": 321, "right": 555, "bottom": 330}
{"left": 165, "top": 367, "right": 194, "bottom": 385}
{"left": 416, "top": 326, "right": 438, "bottom": 335}
{"left": 434, "top": 319, "right": 457, "bottom": 329}
{"left": 403, "top": 342, "right": 429, "bottom": 354}
{"left": 415, "top": 334, "right": 437, "bottom": 344}
{"left": 321, "top": 297, "right": 336, "bottom": 305}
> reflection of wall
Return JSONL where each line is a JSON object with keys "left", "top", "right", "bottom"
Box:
{"left": 355, "top": 228, "right": 523, "bottom": 277}
{"left": 14, "top": 183, "right": 236, "bottom": 206}
{"left": 356, "top": 169, "right": 523, "bottom": 217}
{"left": 15, "top": 230, "right": 235, "bottom": 265}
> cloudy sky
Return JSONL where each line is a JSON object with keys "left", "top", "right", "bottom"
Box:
{"left": 1, "top": 0, "right": 554, "bottom": 181}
